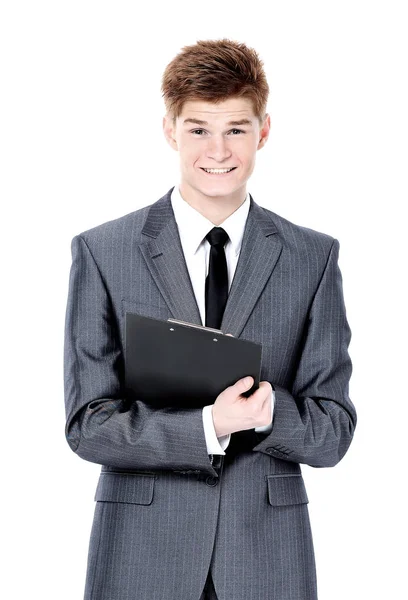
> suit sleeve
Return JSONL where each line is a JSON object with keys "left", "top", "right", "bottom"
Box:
{"left": 63, "top": 234, "right": 218, "bottom": 476}
{"left": 252, "top": 238, "right": 357, "bottom": 468}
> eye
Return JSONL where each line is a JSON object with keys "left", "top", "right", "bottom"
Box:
{"left": 192, "top": 129, "right": 206, "bottom": 135}
{"left": 229, "top": 129, "right": 244, "bottom": 135}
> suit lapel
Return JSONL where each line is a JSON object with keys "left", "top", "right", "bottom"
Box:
{"left": 221, "top": 195, "right": 282, "bottom": 337}
{"left": 139, "top": 187, "right": 282, "bottom": 338}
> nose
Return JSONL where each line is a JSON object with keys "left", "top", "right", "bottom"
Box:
{"left": 206, "top": 135, "right": 232, "bottom": 162}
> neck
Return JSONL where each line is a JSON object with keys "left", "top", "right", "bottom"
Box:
{"left": 178, "top": 183, "right": 247, "bottom": 226}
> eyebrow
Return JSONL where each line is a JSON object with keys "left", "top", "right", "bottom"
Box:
{"left": 183, "top": 118, "right": 253, "bottom": 127}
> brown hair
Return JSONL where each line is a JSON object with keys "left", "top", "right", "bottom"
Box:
{"left": 161, "top": 38, "right": 269, "bottom": 124}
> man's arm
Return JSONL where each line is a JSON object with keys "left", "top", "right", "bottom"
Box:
{"left": 252, "top": 238, "right": 357, "bottom": 468}
{"left": 63, "top": 234, "right": 218, "bottom": 475}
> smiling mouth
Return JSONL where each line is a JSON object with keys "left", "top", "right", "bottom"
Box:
{"left": 200, "top": 167, "right": 237, "bottom": 174}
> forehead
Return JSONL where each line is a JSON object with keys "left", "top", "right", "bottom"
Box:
{"left": 178, "top": 97, "right": 257, "bottom": 124}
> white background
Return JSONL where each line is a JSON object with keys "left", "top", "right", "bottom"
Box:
{"left": 1, "top": 1, "right": 407, "bottom": 598}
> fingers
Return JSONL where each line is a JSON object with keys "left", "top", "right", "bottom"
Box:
{"left": 259, "top": 380, "right": 272, "bottom": 394}
{"left": 258, "top": 381, "right": 272, "bottom": 403}
{"left": 245, "top": 380, "right": 271, "bottom": 404}
{"left": 234, "top": 378, "right": 270, "bottom": 401}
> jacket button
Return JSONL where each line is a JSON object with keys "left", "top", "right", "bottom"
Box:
{"left": 206, "top": 476, "right": 218, "bottom": 486}
{"left": 265, "top": 447, "right": 274, "bottom": 454}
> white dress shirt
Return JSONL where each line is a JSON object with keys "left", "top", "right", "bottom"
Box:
{"left": 170, "top": 185, "right": 275, "bottom": 456}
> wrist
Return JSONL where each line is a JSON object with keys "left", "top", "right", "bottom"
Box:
{"left": 212, "top": 405, "right": 230, "bottom": 438}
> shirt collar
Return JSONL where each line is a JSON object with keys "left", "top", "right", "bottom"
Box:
{"left": 170, "top": 184, "right": 250, "bottom": 257}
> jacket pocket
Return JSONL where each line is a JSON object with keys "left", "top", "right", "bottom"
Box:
{"left": 266, "top": 474, "right": 309, "bottom": 506}
{"left": 95, "top": 472, "right": 155, "bottom": 505}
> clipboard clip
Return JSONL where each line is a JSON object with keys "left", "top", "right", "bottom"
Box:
{"left": 167, "top": 318, "right": 224, "bottom": 335}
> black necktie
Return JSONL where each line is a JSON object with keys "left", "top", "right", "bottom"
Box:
{"left": 205, "top": 227, "right": 229, "bottom": 330}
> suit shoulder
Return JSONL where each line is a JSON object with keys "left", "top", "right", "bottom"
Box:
{"left": 260, "top": 205, "right": 337, "bottom": 252}
{"left": 71, "top": 203, "right": 153, "bottom": 249}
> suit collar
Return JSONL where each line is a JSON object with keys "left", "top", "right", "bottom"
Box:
{"left": 139, "top": 187, "right": 282, "bottom": 338}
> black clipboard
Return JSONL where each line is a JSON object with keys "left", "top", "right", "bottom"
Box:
{"left": 124, "top": 312, "right": 262, "bottom": 408}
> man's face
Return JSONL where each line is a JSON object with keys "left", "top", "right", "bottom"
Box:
{"left": 163, "top": 97, "right": 270, "bottom": 204}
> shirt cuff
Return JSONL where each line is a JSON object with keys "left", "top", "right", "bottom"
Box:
{"left": 254, "top": 388, "right": 275, "bottom": 433}
{"left": 202, "top": 405, "right": 231, "bottom": 454}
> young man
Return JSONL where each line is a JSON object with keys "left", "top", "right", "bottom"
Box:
{"left": 64, "top": 39, "right": 357, "bottom": 600}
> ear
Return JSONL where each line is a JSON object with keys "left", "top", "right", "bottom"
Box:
{"left": 257, "top": 113, "right": 271, "bottom": 150}
{"left": 163, "top": 114, "right": 178, "bottom": 151}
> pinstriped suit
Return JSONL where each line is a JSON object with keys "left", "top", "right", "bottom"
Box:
{"left": 63, "top": 187, "right": 356, "bottom": 600}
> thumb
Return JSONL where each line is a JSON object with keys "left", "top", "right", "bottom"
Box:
{"left": 238, "top": 376, "right": 253, "bottom": 389}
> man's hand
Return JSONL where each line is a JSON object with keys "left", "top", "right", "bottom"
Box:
{"left": 212, "top": 334, "right": 273, "bottom": 437}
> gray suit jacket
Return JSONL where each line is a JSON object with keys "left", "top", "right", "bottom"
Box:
{"left": 63, "top": 187, "right": 357, "bottom": 600}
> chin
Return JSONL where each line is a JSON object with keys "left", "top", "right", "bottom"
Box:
{"left": 200, "top": 187, "right": 237, "bottom": 198}
{"left": 197, "top": 179, "right": 240, "bottom": 193}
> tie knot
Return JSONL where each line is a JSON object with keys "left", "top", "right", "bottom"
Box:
{"left": 205, "top": 227, "right": 229, "bottom": 248}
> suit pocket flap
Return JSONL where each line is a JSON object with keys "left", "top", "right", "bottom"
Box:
{"left": 267, "top": 474, "right": 309, "bottom": 506}
{"left": 95, "top": 472, "right": 155, "bottom": 505}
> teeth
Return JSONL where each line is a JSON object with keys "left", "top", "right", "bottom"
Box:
{"left": 202, "top": 167, "right": 235, "bottom": 174}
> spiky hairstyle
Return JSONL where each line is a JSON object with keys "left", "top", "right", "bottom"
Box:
{"left": 161, "top": 38, "right": 269, "bottom": 124}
